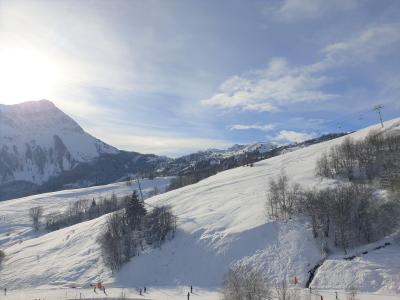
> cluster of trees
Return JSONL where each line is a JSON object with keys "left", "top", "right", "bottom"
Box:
{"left": 300, "top": 184, "right": 399, "bottom": 252}
{"left": 266, "top": 173, "right": 400, "bottom": 252}
{"left": 316, "top": 132, "right": 400, "bottom": 190}
{"left": 27, "top": 194, "right": 126, "bottom": 232}
{"left": 98, "top": 191, "right": 177, "bottom": 271}
{"left": 265, "top": 132, "right": 400, "bottom": 252}
{"left": 223, "top": 264, "right": 270, "bottom": 300}
{"left": 45, "top": 194, "right": 124, "bottom": 231}
{"left": 266, "top": 174, "right": 301, "bottom": 220}
{"left": 222, "top": 264, "right": 298, "bottom": 300}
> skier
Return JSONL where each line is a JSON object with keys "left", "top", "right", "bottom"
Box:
{"left": 187, "top": 292, "right": 190, "bottom": 300}
{"left": 102, "top": 284, "right": 107, "bottom": 295}
{"left": 139, "top": 288, "right": 142, "bottom": 296}
{"left": 190, "top": 285, "right": 193, "bottom": 293}
{"left": 335, "top": 291, "right": 338, "bottom": 300}
{"left": 4, "top": 288, "right": 6, "bottom": 296}
{"left": 144, "top": 286, "right": 147, "bottom": 293}
{"left": 93, "top": 282, "right": 106, "bottom": 294}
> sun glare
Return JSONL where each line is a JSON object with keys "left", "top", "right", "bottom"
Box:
{"left": 0, "top": 48, "right": 61, "bottom": 104}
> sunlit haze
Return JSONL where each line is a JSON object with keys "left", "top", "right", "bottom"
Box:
{"left": 1, "top": 0, "right": 400, "bottom": 156}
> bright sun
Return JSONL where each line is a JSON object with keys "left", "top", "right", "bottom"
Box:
{"left": 0, "top": 47, "right": 61, "bottom": 104}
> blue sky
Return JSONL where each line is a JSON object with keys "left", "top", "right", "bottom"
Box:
{"left": 0, "top": 0, "right": 399, "bottom": 156}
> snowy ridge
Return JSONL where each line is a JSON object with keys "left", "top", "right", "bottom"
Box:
{"left": 206, "top": 141, "right": 274, "bottom": 157}
{"left": 0, "top": 118, "right": 399, "bottom": 296}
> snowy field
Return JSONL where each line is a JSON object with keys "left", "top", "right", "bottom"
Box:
{"left": 0, "top": 119, "right": 399, "bottom": 298}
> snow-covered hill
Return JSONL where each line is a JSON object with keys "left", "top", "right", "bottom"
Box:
{"left": 0, "top": 118, "right": 399, "bottom": 297}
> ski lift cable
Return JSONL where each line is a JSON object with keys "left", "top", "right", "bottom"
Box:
{"left": 310, "top": 109, "right": 382, "bottom": 134}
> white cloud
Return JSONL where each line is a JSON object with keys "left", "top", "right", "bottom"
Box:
{"left": 274, "top": 130, "right": 317, "bottom": 143}
{"left": 201, "top": 57, "right": 336, "bottom": 112}
{"left": 264, "top": 0, "right": 359, "bottom": 23}
{"left": 99, "top": 133, "right": 233, "bottom": 157}
{"left": 202, "top": 24, "right": 400, "bottom": 113}
{"left": 322, "top": 24, "right": 400, "bottom": 66}
{"left": 230, "top": 123, "right": 275, "bottom": 132}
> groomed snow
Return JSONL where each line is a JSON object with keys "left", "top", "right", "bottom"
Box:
{"left": 0, "top": 118, "right": 399, "bottom": 298}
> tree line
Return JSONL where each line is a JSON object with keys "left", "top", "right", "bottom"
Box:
{"left": 316, "top": 131, "right": 400, "bottom": 193}
{"left": 266, "top": 173, "right": 400, "bottom": 253}
{"left": 266, "top": 130, "right": 400, "bottom": 253}
{"left": 45, "top": 193, "right": 124, "bottom": 231}
{"left": 28, "top": 193, "right": 140, "bottom": 232}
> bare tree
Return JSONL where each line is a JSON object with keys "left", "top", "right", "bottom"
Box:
{"left": 0, "top": 249, "right": 5, "bottom": 265}
{"left": 266, "top": 172, "right": 302, "bottom": 220}
{"left": 222, "top": 264, "right": 271, "bottom": 300}
{"left": 339, "top": 137, "right": 357, "bottom": 180}
{"left": 97, "top": 212, "right": 126, "bottom": 271}
{"left": 145, "top": 205, "right": 176, "bottom": 247}
{"left": 273, "top": 280, "right": 297, "bottom": 300}
{"left": 316, "top": 130, "right": 400, "bottom": 183}
{"left": 29, "top": 206, "right": 44, "bottom": 231}
{"left": 300, "top": 181, "right": 400, "bottom": 251}
{"left": 148, "top": 186, "right": 160, "bottom": 197}
{"left": 346, "top": 284, "right": 358, "bottom": 300}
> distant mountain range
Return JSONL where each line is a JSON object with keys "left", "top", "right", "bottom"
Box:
{"left": 0, "top": 100, "right": 348, "bottom": 200}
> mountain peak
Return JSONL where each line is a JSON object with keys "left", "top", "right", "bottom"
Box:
{"left": 26, "top": 99, "right": 56, "bottom": 108}
{"left": 0, "top": 99, "right": 80, "bottom": 132}
{"left": 0, "top": 99, "right": 118, "bottom": 187}
{"left": 1, "top": 99, "right": 55, "bottom": 108}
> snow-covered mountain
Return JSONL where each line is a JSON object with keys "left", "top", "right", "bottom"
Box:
{"left": 0, "top": 100, "right": 170, "bottom": 200}
{"left": 207, "top": 142, "right": 274, "bottom": 157}
{"left": 0, "top": 100, "right": 117, "bottom": 185}
{"left": 0, "top": 118, "right": 399, "bottom": 299}
{"left": 161, "top": 142, "right": 274, "bottom": 175}
{"left": 162, "top": 134, "right": 347, "bottom": 178}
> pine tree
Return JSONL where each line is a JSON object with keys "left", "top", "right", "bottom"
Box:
{"left": 125, "top": 191, "right": 146, "bottom": 230}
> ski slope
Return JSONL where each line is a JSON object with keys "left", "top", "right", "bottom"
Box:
{"left": 0, "top": 177, "right": 173, "bottom": 247}
{"left": 0, "top": 119, "right": 399, "bottom": 297}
